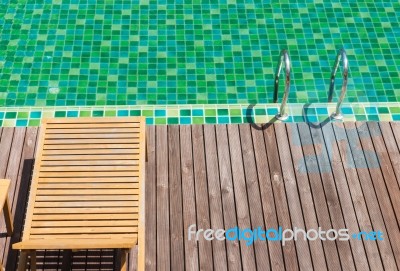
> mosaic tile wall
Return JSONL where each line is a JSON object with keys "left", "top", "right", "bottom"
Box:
{"left": 0, "top": 103, "right": 399, "bottom": 126}
{"left": 1, "top": 0, "right": 400, "bottom": 107}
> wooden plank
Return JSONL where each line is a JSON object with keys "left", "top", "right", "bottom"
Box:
{"left": 31, "top": 220, "right": 137, "bottom": 227}
{"left": 13, "top": 238, "right": 138, "bottom": 250}
{"left": 285, "top": 123, "right": 327, "bottom": 270}
{"left": 145, "top": 125, "right": 156, "bottom": 271}
{"left": 36, "top": 189, "right": 138, "bottom": 195}
{"left": 34, "top": 201, "right": 138, "bottom": 208}
{"left": 204, "top": 125, "right": 228, "bottom": 271}
{"left": 0, "top": 128, "right": 14, "bottom": 178}
{"left": 309, "top": 123, "right": 356, "bottom": 270}
{"left": 45, "top": 132, "right": 140, "bottom": 139}
{"left": 250, "top": 124, "right": 285, "bottom": 270}
{"left": 191, "top": 125, "right": 213, "bottom": 271}
{"left": 38, "top": 177, "right": 138, "bottom": 183}
{"left": 180, "top": 125, "right": 199, "bottom": 271}
{"left": 45, "top": 128, "right": 140, "bottom": 134}
{"left": 37, "top": 183, "right": 139, "bottom": 189}
{"left": 32, "top": 207, "right": 138, "bottom": 214}
{"left": 0, "top": 128, "right": 25, "bottom": 259}
{"left": 39, "top": 165, "right": 139, "bottom": 172}
{"left": 274, "top": 123, "right": 313, "bottom": 270}
{"left": 45, "top": 123, "right": 140, "bottom": 128}
{"left": 215, "top": 125, "right": 242, "bottom": 271}
{"left": 41, "top": 160, "right": 139, "bottom": 166}
{"left": 41, "top": 154, "right": 140, "bottom": 161}
{"left": 297, "top": 122, "right": 342, "bottom": 270}
{"left": 35, "top": 195, "right": 138, "bottom": 201}
{"left": 342, "top": 122, "right": 399, "bottom": 269}
{"left": 30, "top": 227, "right": 138, "bottom": 235}
{"left": 264, "top": 124, "right": 299, "bottom": 271}
{"left": 42, "top": 149, "right": 139, "bottom": 155}
{"left": 367, "top": 122, "right": 400, "bottom": 223}
{"left": 3, "top": 127, "right": 38, "bottom": 270}
{"left": 352, "top": 122, "right": 400, "bottom": 267}
{"left": 32, "top": 213, "right": 138, "bottom": 221}
{"left": 168, "top": 125, "right": 184, "bottom": 271}
{"left": 380, "top": 122, "right": 400, "bottom": 188}
{"left": 43, "top": 143, "right": 139, "bottom": 149}
{"left": 238, "top": 124, "right": 270, "bottom": 270}
{"left": 156, "top": 125, "right": 170, "bottom": 271}
{"left": 38, "top": 172, "right": 139, "bottom": 177}
{"left": 44, "top": 138, "right": 138, "bottom": 144}
{"left": 323, "top": 123, "right": 383, "bottom": 270}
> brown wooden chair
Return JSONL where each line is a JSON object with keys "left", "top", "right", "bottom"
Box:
{"left": 13, "top": 117, "right": 146, "bottom": 271}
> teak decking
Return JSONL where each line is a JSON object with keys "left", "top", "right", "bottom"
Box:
{"left": 0, "top": 122, "right": 399, "bottom": 270}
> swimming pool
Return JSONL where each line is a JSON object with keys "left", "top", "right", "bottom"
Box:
{"left": 0, "top": 0, "right": 399, "bottom": 125}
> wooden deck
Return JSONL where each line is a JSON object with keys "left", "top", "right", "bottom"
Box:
{"left": 0, "top": 122, "right": 399, "bottom": 270}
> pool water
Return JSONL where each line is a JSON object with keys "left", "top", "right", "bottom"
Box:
{"left": 0, "top": 0, "right": 399, "bottom": 126}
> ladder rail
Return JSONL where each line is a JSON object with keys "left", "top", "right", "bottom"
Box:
{"left": 328, "top": 48, "right": 349, "bottom": 120}
{"left": 273, "top": 49, "right": 291, "bottom": 121}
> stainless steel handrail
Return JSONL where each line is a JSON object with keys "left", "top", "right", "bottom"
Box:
{"left": 328, "top": 48, "right": 348, "bottom": 120}
{"left": 273, "top": 49, "right": 291, "bottom": 121}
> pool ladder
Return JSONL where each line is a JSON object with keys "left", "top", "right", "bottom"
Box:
{"left": 273, "top": 48, "right": 348, "bottom": 121}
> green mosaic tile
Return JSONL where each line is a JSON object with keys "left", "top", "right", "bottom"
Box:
{"left": 1, "top": 1, "right": 399, "bottom": 108}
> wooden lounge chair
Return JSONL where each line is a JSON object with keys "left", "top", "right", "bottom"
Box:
{"left": 13, "top": 117, "right": 146, "bottom": 271}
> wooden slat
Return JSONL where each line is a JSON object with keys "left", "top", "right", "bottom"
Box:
{"left": 31, "top": 220, "right": 137, "bottom": 227}
{"left": 274, "top": 123, "right": 313, "bottom": 270}
{"left": 34, "top": 201, "right": 138, "bottom": 208}
{"left": 32, "top": 213, "right": 138, "bottom": 221}
{"left": 286, "top": 123, "right": 327, "bottom": 270}
{"left": 204, "top": 125, "right": 228, "bottom": 271}
{"left": 264, "top": 124, "right": 299, "bottom": 271}
{"left": 13, "top": 238, "right": 138, "bottom": 250}
{"left": 250, "top": 124, "right": 285, "bottom": 270}
{"left": 40, "top": 165, "right": 139, "bottom": 172}
{"left": 297, "top": 123, "right": 342, "bottom": 270}
{"left": 145, "top": 125, "right": 157, "bottom": 271}
{"left": 343, "top": 122, "right": 399, "bottom": 269}
{"left": 2, "top": 127, "right": 39, "bottom": 270}
{"left": 45, "top": 128, "right": 140, "bottom": 134}
{"left": 156, "top": 125, "right": 170, "bottom": 271}
{"left": 38, "top": 171, "right": 139, "bottom": 177}
{"left": 43, "top": 143, "right": 139, "bottom": 150}
{"left": 30, "top": 227, "right": 138, "bottom": 234}
{"left": 32, "top": 207, "right": 138, "bottom": 214}
{"left": 36, "top": 187, "right": 139, "bottom": 197}
{"left": 42, "top": 148, "right": 139, "bottom": 155}
{"left": 41, "top": 154, "right": 140, "bottom": 161}
{"left": 45, "top": 133, "right": 140, "bottom": 139}
{"left": 191, "top": 125, "right": 213, "bottom": 271}
{"left": 239, "top": 124, "right": 270, "bottom": 270}
{"left": 41, "top": 160, "right": 139, "bottom": 166}
{"left": 46, "top": 123, "right": 140, "bottom": 128}
{"left": 309, "top": 123, "right": 356, "bottom": 271}
{"left": 168, "top": 125, "right": 185, "bottom": 271}
{"left": 38, "top": 177, "right": 138, "bottom": 183}
{"left": 215, "top": 125, "right": 242, "bottom": 271}
{"left": 35, "top": 195, "right": 138, "bottom": 201}
{"left": 180, "top": 125, "right": 199, "bottom": 271}
{"left": 37, "top": 183, "right": 139, "bottom": 189}
{"left": 321, "top": 123, "right": 380, "bottom": 270}
{"left": 380, "top": 122, "right": 400, "bottom": 187}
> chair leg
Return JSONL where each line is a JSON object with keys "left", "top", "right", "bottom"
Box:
{"left": 61, "top": 249, "right": 72, "bottom": 271}
{"left": 30, "top": 250, "right": 37, "bottom": 271}
{"left": 17, "top": 251, "right": 28, "bottom": 271}
{"left": 120, "top": 249, "right": 129, "bottom": 271}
